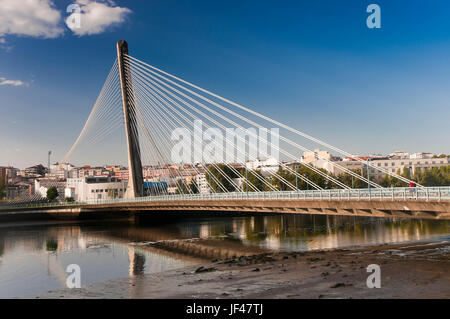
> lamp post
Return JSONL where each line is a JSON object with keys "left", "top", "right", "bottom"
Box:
{"left": 245, "top": 154, "right": 249, "bottom": 197}
{"left": 245, "top": 164, "right": 248, "bottom": 196}
{"left": 366, "top": 158, "right": 373, "bottom": 190}
{"left": 407, "top": 166, "right": 412, "bottom": 179}
{"left": 48, "top": 151, "right": 52, "bottom": 177}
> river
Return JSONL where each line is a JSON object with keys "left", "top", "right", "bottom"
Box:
{"left": 0, "top": 214, "right": 448, "bottom": 298}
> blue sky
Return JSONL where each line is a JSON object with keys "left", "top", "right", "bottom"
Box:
{"left": 1, "top": 0, "right": 450, "bottom": 168}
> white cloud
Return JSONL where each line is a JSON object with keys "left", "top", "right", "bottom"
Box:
{"left": 66, "top": 0, "right": 132, "bottom": 36}
{"left": 0, "top": 0, "right": 64, "bottom": 42}
{"left": 0, "top": 77, "right": 26, "bottom": 86}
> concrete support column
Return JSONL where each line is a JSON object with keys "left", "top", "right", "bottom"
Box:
{"left": 117, "top": 40, "right": 144, "bottom": 198}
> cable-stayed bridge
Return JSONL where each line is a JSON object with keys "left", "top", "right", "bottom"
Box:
{"left": 2, "top": 41, "right": 449, "bottom": 220}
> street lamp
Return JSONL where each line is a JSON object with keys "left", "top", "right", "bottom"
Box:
{"left": 366, "top": 158, "right": 373, "bottom": 190}
{"left": 48, "top": 151, "right": 52, "bottom": 176}
{"left": 407, "top": 166, "right": 412, "bottom": 179}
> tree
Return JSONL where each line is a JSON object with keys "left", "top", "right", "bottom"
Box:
{"left": 271, "top": 167, "right": 296, "bottom": 191}
{"left": 46, "top": 187, "right": 59, "bottom": 201}
{"left": 373, "top": 165, "right": 450, "bottom": 187}
{"left": 205, "top": 164, "right": 239, "bottom": 192}
{"left": 190, "top": 180, "right": 199, "bottom": 194}
{"left": 242, "top": 169, "right": 269, "bottom": 192}
{"left": 176, "top": 180, "right": 190, "bottom": 194}
{"left": 0, "top": 180, "right": 5, "bottom": 200}
{"left": 64, "top": 197, "right": 75, "bottom": 203}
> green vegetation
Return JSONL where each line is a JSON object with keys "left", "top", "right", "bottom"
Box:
{"left": 205, "top": 164, "right": 239, "bottom": 192}
{"left": 242, "top": 169, "right": 269, "bottom": 192}
{"left": 201, "top": 164, "right": 450, "bottom": 193}
{"left": 64, "top": 197, "right": 75, "bottom": 203}
{"left": 190, "top": 180, "right": 199, "bottom": 194}
{"left": 46, "top": 187, "right": 59, "bottom": 201}
{"left": 0, "top": 180, "right": 5, "bottom": 200}
{"left": 176, "top": 179, "right": 200, "bottom": 194}
{"left": 381, "top": 166, "right": 450, "bottom": 187}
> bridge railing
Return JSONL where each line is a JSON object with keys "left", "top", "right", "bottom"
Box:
{"left": 1, "top": 186, "right": 449, "bottom": 211}
{"left": 83, "top": 186, "right": 450, "bottom": 205}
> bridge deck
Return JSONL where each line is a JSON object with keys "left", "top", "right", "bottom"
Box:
{"left": 2, "top": 188, "right": 450, "bottom": 221}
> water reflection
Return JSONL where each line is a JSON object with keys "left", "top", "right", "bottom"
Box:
{"left": 128, "top": 248, "right": 146, "bottom": 276}
{"left": 173, "top": 215, "right": 449, "bottom": 252}
{"left": 0, "top": 214, "right": 448, "bottom": 298}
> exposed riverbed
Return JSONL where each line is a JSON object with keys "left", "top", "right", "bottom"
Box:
{"left": 0, "top": 213, "right": 448, "bottom": 298}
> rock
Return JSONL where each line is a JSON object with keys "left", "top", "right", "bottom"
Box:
{"left": 195, "top": 266, "right": 217, "bottom": 273}
{"left": 252, "top": 268, "right": 260, "bottom": 272}
{"left": 330, "top": 283, "right": 353, "bottom": 288}
{"left": 308, "top": 257, "right": 324, "bottom": 262}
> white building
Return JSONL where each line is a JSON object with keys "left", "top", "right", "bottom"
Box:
{"left": 65, "top": 176, "right": 128, "bottom": 202}
{"left": 49, "top": 162, "right": 76, "bottom": 179}
{"left": 370, "top": 156, "right": 449, "bottom": 178}
{"left": 303, "top": 149, "right": 332, "bottom": 164}
{"left": 35, "top": 179, "right": 66, "bottom": 199}
{"left": 194, "top": 173, "right": 210, "bottom": 194}
{"left": 232, "top": 177, "right": 245, "bottom": 192}
{"left": 409, "top": 152, "right": 434, "bottom": 159}
{"left": 309, "top": 155, "right": 449, "bottom": 181}
{"left": 246, "top": 158, "right": 279, "bottom": 175}
{"left": 388, "top": 151, "right": 409, "bottom": 159}
{"left": 311, "top": 158, "right": 364, "bottom": 176}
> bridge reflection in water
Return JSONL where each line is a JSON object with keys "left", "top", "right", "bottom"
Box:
{"left": 0, "top": 214, "right": 448, "bottom": 298}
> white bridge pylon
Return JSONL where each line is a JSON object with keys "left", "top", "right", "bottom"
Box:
{"left": 61, "top": 41, "right": 422, "bottom": 199}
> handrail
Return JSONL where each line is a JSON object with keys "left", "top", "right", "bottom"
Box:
{"left": 0, "top": 186, "right": 449, "bottom": 211}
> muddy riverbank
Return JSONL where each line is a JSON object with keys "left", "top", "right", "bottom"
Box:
{"left": 31, "top": 240, "right": 450, "bottom": 299}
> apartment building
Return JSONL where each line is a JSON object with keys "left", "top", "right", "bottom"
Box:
{"left": 65, "top": 176, "right": 127, "bottom": 202}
